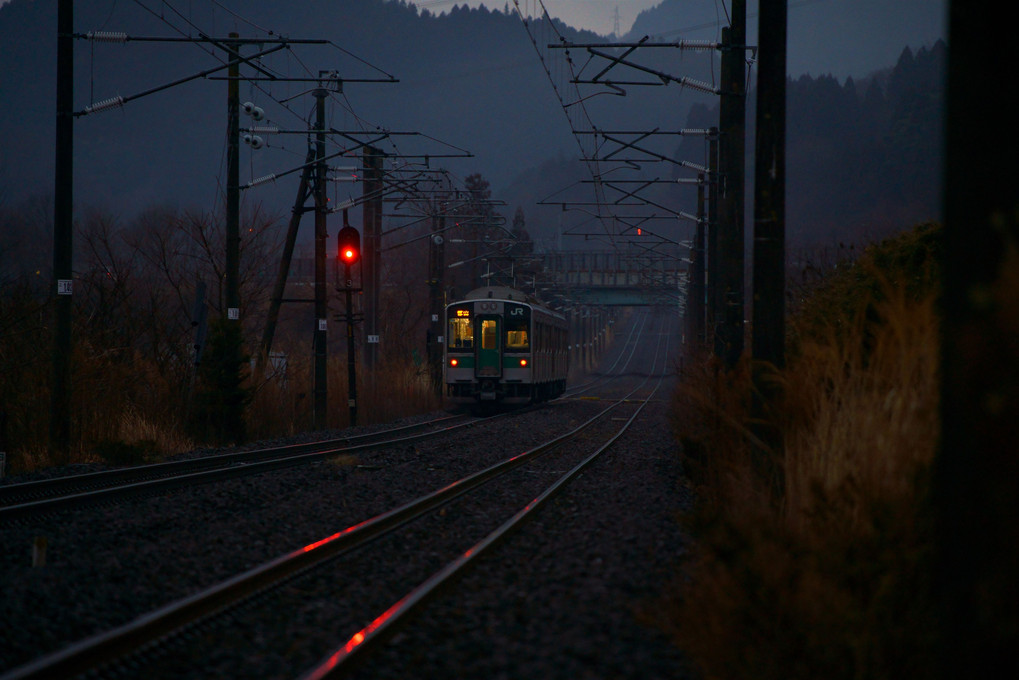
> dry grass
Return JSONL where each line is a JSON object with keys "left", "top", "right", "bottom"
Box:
{"left": 667, "top": 224, "right": 940, "bottom": 679}
{"left": 246, "top": 349, "right": 441, "bottom": 439}
{"left": 0, "top": 202, "right": 441, "bottom": 475}
{"left": 3, "top": 331, "right": 439, "bottom": 475}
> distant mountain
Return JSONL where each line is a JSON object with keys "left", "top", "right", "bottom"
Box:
{"left": 668, "top": 41, "right": 945, "bottom": 247}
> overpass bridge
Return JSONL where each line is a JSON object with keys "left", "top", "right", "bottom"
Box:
{"left": 286, "top": 247, "right": 688, "bottom": 307}
{"left": 538, "top": 250, "right": 687, "bottom": 307}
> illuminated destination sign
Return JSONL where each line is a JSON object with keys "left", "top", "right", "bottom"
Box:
{"left": 456, "top": 309, "right": 470, "bottom": 318}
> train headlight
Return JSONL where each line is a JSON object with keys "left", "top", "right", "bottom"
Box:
{"left": 519, "top": 359, "right": 528, "bottom": 367}
{"left": 450, "top": 358, "right": 458, "bottom": 367}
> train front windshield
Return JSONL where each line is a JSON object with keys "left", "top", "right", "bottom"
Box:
{"left": 448, "top": 305, "right": 473, "bottom": 349}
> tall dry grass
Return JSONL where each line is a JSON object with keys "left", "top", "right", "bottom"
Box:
{"left": 246, "top": 348, "right": 442, "bottom": 440}
{"left": 668, "top": 224, "right": 940, "bottom": 679}
{"left": 6, "top": 339, "right": 442, "bottom": 474}
{"left": 1, "top": 201, "right": 440, "bottom": 474}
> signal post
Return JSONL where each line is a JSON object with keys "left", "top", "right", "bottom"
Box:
{"left": 337, "top": 216, "right": 362, "bottom": 427}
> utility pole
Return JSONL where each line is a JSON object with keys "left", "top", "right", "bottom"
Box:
{"left": 752, "top": 0, "right": 786, "bottom": 371}
{"left": 313, "top": 85, "right": 328, "bottom": 429}
{"left": 937, "top": 1, "right": 1019, "bottom": 676}
{"left": 717, "top": 2, "right": 747, "bottom": 368}
{"left": 751, "top": 0, "right": 787, "bottom": 491}
{"left": 689, "top": 173, "right": 706, "bottom": 346}
{"left": 225, "top": 33, "right": 240, "bottom": 322}
{"left": 427, "top": 199, "right": 446, "bottom": 393}
{"left": 707, "top": 134, "right": 719, "bottom": 348}
{"left": 362, "top": 146, "right": 384, "bottom": 369}
{"left": 51, "top": 0, "right": 74, "bottom": 461}
{"left": 257, "top": 147, "right": 316, "bottom": 372}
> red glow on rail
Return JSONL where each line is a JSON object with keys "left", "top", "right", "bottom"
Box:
{"left": 303, "top": 532, "right": 342, "bottom": 552}
{"left": 345, "top": 631, "right": 365, "bottom": 652}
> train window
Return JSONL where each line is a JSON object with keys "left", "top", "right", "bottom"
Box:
{"left": 448, "top": 308, "right": 473, "bottom": 349}
{"left": 506, "top": 329, "right": 528, "bottom": 349}
{"left": 481, "top": 319, "right": 499, "bottom": 350}
{"left": 504, "top": 305, "right": 530, "bottom": 352}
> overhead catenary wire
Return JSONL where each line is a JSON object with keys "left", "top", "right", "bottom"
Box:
{"left": 92, "top": 0, "right": 496, "bottom": 258}
{"left": 512, "top": 0, "right": 615, "bottom": 246}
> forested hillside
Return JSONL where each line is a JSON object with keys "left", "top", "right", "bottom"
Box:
{"left": 671, "top": 41, "right": 945, "bottom": 247}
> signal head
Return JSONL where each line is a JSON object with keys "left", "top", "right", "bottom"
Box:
{"left": 337, "top": 225, "right": 361, "bottom": 265}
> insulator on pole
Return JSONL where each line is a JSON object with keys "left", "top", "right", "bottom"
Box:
{"left": 679, "top": 77, "right": 722, "bottom": 95}
{"left": 330, "top": 198, "right": 356, "bottom": 212}
{"left": 247, "top": 173, "right": 277, "bottom": 188}
{"left": 83, "top": 96, "right": 125, "bottom": 115}
{"left": 248, "top": 126, "right": 279, "bottom": 134}
{"left": 679, "top": 159, "right": 709, "bottom": 173}
{"left": 677, "top": 40, "right": 721, "bottom": 50}
{"left": 86, "top": 31, "right": 128, "bottom": 43}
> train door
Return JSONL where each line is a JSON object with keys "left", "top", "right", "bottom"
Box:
{"left": 476, "top": 316, "right": 502, "bottom": 377}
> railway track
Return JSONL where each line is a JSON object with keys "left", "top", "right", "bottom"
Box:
{"left": 1, "top": 313, "right": 674, "bottom": 680}
{"left": 303, "top": 387, "right": 668, "bottom": 678}
{"left": 563, "top": 309, "right": 650, "bottom": 398}
{"left": 0, "top": 414, "right": 482, "bottom": 522}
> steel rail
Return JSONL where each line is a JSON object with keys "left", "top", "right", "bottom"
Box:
{"left": 1, "top": 414, "right": 469, "bottom": 503}
{"left": 0, "top": 414, "right": 479, "bottom": 522}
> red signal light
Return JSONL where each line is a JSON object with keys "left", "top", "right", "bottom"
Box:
{"left": 337, "top": 226, "right": 361, "bottom": 265}
{"left": 450, "top": 358, "right": 458, "bottom": 367}
{"left": 519, "top": 359, "right": 528, "bottom": 367}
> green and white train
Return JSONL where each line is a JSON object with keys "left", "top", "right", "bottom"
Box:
{"left": 444, "top": 286, "right": 568, "bottom": 406}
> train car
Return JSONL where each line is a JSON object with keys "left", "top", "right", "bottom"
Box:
{"left": 444, "top": 286, "right": 568, "bottom": 406}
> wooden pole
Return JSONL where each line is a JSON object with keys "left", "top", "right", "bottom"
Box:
{"left": 50, "top": 0, "right": 74, "bottom": 460}
{"left": 937, "top": 1, "right": 1019, "bottom": 675}
{"left": 750, "top": 0, "right": 787, "bottom": 493}
{"left": 716, "top": 1, "right": 747, "bottom": 368}
{"left": 313, "top": 87, "right": 328, "bottom": 429}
